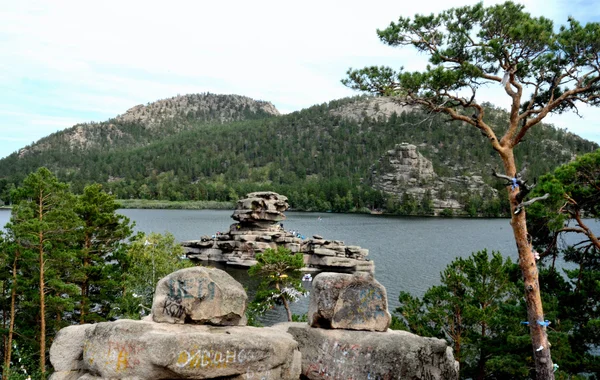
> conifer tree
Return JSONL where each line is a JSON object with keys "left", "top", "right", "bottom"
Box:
{"left": 74, "top": 183, "right": 133, "bottom": 323}
{"left": 248, "top": 247, "right": 306, "bottom": 322}
{"left": 7, "top": 167, "right": 80, "bottom": 379}
{"left": 395, "top": 250, "right": 527, "bottom": 378}
{"left": 343, "top": 3, "right": 600, "bottom": 377}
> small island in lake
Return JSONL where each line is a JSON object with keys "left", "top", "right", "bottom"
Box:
{"left": 182, "top": 191, "right": 374, "bottom": 273}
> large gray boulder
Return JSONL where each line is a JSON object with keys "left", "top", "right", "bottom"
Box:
{"left": 52, "top": 320, "right": 301, "bottom": 380}
{"left": 49, "top": 324, "right": 94, "bottom": 380}
{"left": 276, "top": 322, "right": 459, "bottom": 380}
{"left": 152, "top": 267, "right": 247, "bottom": 325}
{"left": 308, "top": 272, "right": 391, "bottom": 331}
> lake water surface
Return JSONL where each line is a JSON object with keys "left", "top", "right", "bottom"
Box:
{"left": 112, "top": 210, "right": 519, "bottom": 312}
{"left": 2, "top": 208, "right": 590, "bottom": 323}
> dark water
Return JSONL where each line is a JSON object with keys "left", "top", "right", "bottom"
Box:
{"left": 116, "top": 209, "right": 518, "bottom": 321}
{"left": 2, "top": 208, "right": 594, "bottom": 324}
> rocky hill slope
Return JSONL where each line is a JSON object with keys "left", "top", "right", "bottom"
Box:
{"left": 16, "top": 93, "right": 279, "bottom": 156}
{"left": 0, "top": 94, "right": 596, "bottom": 216}
{"left": 329, "top": 96, "right": 413, "bottom": 122}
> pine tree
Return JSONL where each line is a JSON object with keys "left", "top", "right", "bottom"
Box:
{"left": 343, "top": 3, "right": 600, "bottom": 376}
{"left": 74, "top": 184, "right": 133, "bottom": 323}
{"left": 7, "top": 167, "right": 80, "bottom": 379}
{"left": 394, "top": 250, "right": 527, "bottom": 378}
{"left": 248, "top": 247, "right": 307, "bottom": 322}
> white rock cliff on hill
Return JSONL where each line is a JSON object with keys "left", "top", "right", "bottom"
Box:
{"left": 372, "top": 143, "right": 496, "bottom": 214}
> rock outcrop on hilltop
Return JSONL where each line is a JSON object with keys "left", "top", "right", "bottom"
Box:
{"left": 182, "top": 192, "right": 374, "bottom": 273}
{"left": 116, "top": 93, "right": 280, "bottom": 129}
{"left": 329, "top": 96, "right": 414, "bottom": 122}
{"left": 49, "top": 268, "right": 458, "bottom": 380}
{"left": 372, "top": 143, "right": 496, "bottom": 214}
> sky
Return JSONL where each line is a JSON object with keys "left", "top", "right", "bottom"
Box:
{"left": 1, "top": 0, "right": 599, "bottom": 160}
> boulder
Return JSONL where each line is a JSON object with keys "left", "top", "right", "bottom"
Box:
{"left": 355, "top": 261, "right": 376, "bottom": 273}
{"left": 232, "top": 192, "right": 288, "bottom": 223}
{"left": 237, "top": 234, "right": 257, "bottom": 242}
{"left": 60, "top": 320, "right": 301, "bottom": 380}
{"left": 183, "top": 247, "right": 202, "bottom": 255}
{"left": 227, "top": 258, "right": 259, "bottom": 267}
{"left": 287, "top": 243, "right": 301, "bottom": 253}
{"left": 186, "top": 248, "right": 225, "bottom": 262}
{"left": 216, "top": 240, "right": 239, "bottom": 251}
{"left": 252, "top": 241, "right": 276, "bottom": 252}
{"left": 276, "top": 322, "right": 459, "bottom": 380}
{"left": 152, "top": 267, "right": 247, "bottom": 325}
{"left": 49, "top": 324, "right": 93, "bottom": 379}
{"left": 257, "top": 235, "right": 273, "bottom": 242}
{"left": 308, "top": 272, "right": 390, "bottom": 331}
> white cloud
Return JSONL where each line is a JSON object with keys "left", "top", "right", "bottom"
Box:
{"left": 0, "top": 0, "right": 599, "bottom": 159}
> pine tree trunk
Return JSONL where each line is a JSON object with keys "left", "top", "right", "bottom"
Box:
{"left": 282, "top": 296, "right": 292, "bottom": 322}
{"left": 476, "top": 323, "right": 486, "bottom": 380}
{"left": 4, "top": 252, "right": 19, "bottom": 380}
{"left": 38, "top": 190, "right": 47, "bottom": 380}
{"left": 275, "top": 282, "right": 293, "bottom": 322}
{"left": 2, "top": 279, "right": 6, "bottom": 375}
{"left": 502, "top": 152, "right": 554, "bottom": 379}
{"left": 39, "top": 232, "right": 46, "bottom": 379}
{"left": 81, "top": 234, "right": 90, "bottom": 324}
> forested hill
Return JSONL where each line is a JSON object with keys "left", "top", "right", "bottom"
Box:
{"left": 0, "top": 94, "right": 596, "bottom": 216}
{"left": 12, "top": 93, "right": 280, "bottom": 157}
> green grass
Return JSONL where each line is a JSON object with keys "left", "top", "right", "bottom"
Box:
{"left": 116, "top": 199, "right": 235, "bottom": 210}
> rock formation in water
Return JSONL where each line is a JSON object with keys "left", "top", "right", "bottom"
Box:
{"left": 182, "top": 191, "right": 374, "bottom": 273}
{"left": 49, "top": 268, "right": 458, "bottom": 380}
{"left": 372, "top": 143, "right": 497, "bottom": 215}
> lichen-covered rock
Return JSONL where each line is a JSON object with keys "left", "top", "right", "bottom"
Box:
{"left": 308, "top": 272, "right": 390, "bottom": 331}
{"left": 276, "top": 322, "right": 459, "bottom": 380}
{"left": 151, "top": 267, "right": 247, "bottom": 325}
{"left": 67, "top": 320, "right": 301, "bottom": 379}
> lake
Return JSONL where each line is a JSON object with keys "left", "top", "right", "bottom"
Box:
{"left": 1, "top": 208, "right": 590, "bottom": 323}
{"left": 115, "top": 209, "right": 518, "bottom": 299}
